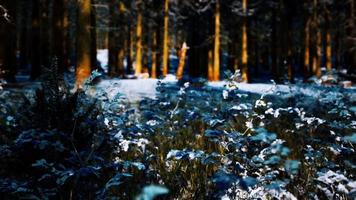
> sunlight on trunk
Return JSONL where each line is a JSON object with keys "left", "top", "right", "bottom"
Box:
{"left": 213, "top": 0, "right": 220, "bottom": 81}
{"left": 76, "top": 0, "right": 91, "bottom": 87}
{"left": 135, "top": 9, "right": 142, "bottom": 75}
{"left": 241, "top": 0, "right": 248, "bottom": 82}
{"left": 176, "top": 42, "right": 188, "bottom": 80}
{"left": 208, "top": 49, "right": 213, "bottom": 81}
{"left": 151, "top": 31, "right": 157, "bottom": 78}
{"left": 304, "top": 19, "right": 310, "bottom": 77}
{"left": 326, "top": 31, "right": 332, "bottom": 72}
{"left": 162, "top": 0, "right": 169, "bottom": 76}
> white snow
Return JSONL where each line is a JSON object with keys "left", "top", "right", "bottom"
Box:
{"left": 96, "top": 79, "right": 286, "bottom": 102}
{"left": 95, "top": 78, "right": 352, "bottom": 103}
{"left": 97, "top": 49, "right": 108, "bottom": 73}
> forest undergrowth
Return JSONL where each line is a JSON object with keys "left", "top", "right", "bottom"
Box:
{"left": 0, "top": 66, "right": 355, "bottom": 199}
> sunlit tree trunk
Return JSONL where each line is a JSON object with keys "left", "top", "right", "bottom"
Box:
{"left": 76, "top": 0, "right": 92, "bottom": 87}
{"left": 312, "top": 29, "right": 322, "bottom": 78}
{"left": 176, "top": 42, "right": 188, "bottom": 79}
{"left": 162, "top": 0, "right": 169, "bottom": 76}
{"left": 303, "top": 19, "right": 311, "bottom": 79}
{"left": 326, "top": 28, "right": 332, "bottom": 73}
{"left": 241, "top": 0, "right": 248, "bottom": 82}
{"left": 208, "top": 49, "right": 213, "bottom": 81}
{"left": 312, "top": 0, "right": 321, "bottom": 78}
{"left": 151, "top": 30, "right": 157, "bottom": 78}
{"left": 212, "top": 0, "right": 220, "bottom": 81}
{"left": 135, "top": 1, "right": 143, "bottom": 75}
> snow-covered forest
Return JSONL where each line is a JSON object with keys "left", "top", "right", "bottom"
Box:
{"left": 0, "top": 0, "right": 356, "bottom": 199}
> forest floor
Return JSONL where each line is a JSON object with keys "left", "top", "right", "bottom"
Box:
{"left": 0, "top": 77, "right": 356, "bottom": 199}
{"left": 95, "top": 78, "right": 353, "bottom": 102}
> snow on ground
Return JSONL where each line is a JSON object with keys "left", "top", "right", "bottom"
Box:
{"left": 97, "top": 49, "right": 108, "bottom": 73}
{"left": 96, "top": 75, "right": 356, "bottom": 102}
{"left": 97, "top": 76, "right": 284, "bottom": 102}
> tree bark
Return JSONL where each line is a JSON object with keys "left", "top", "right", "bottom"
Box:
{"left": 135, "top": 0, "right": 143, "bottom": 75}
{"left": 312, "top": 0, "right": 321, "bottom": 78}
{"left": 213, "top": 0, "right": 220, "bottom": 81}
{"left": 303, "top": 18, "right": 311, "bottom": 79}
{"left": 151, "top": 30, "right": 157, "bottom": 78}
{"left": 176, "top": 42, "right": 188, "bottom": 79}
{"left": 76, "top": 0, "right": 92, "bottom": 87}
{"left": 241, "top": 0, "right": 248, "bottom": 82}
{"left": 162, "top": 0, "right": 169, "bottom": 76}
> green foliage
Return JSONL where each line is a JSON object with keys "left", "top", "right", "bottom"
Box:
{"left": 0, "top": 59, "right": 118, "bottom": 199}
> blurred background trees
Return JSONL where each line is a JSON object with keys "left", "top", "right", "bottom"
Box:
{"left": 0, "top": 0, "right": 355, "bottom": 84}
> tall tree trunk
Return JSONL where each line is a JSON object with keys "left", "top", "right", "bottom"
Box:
{"left": 176, "top": 42, "right": 188, "bottom": 79}
{"left": 151, "top": 30, "right": 157, "bottom": 78}
{"left": 227, "top": 38, "right": 238, "bottom": 73}
{"left": 213, "top": 0, "right": 220, "bottom": 81}
{"left": 126, "top": 25, "right": 133, "bottom": 74}
{"left": 162, "top": 0, "right": 169, "bottom": 76}
{"left": 18, "top": 0, "right": 31, "bottom": 72}
{"left": 62, "top": 0, "right": 69, "bottom": 71}
{"left": 39, "top": 0, "right": 50, "bottom": 69}
{"left": 187, "top": 13, "right": 209, "bottom": 78}
{"left": 312, "top": 0, "right": 321, "bottom": 78}
{"left": 117, "top": 2, "right": 126, "bottom": 77}
{"left": 241, "top": 0, "right": 248, "bottom": 82}
{"left": 325, "top": 26, "right": 332, "bottom": 72}
{"left": 208, "top": 49, "right": 213, "bottom": 81}
{"left": 53, "top": 0, "right": 65, "bottom": 71}
{"left": 303, "top": 19, "right": 311, "bottom": 79}
{"left": 30, "top": 0, "right": 41, "bottom": 80}
{"left": 108, "top": 0, "right": 119, "bottom": 76}
{"left": 90, "top": 2, "right": 97, "bottom": 71}
{"left": 271, "top": 9, "right": 278, "bottom": 81}
{"left": 135, "top": 1, "right": 143, "bottom": 75}
{"left": 76, "top": 0, "right": 92, "bottom": 87}
{"left": 347, "top": 0, "right": 356, "bottom": 73}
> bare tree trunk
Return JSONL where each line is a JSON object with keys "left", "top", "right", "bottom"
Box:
{"left": 271, "top": 8, "right": 278, "bottom": 82}
{"left": 39, "top": 0, "right": 50, "bottom": 69}
{"left": 126, "top": 25, "right": 133, "bottom": 74}
{"left": 76, "top": 0, "right": 92, "bottom": 87}
{"left": 326, "top": 30, "right": 332, "bottom": 73}
{"left": 162, "top": 0, "right": 169, "bottom": 76}
{"left": 213, "top": 0, "right": 220, "bottom": 81}
{"left": 347, "top": 0, "right": 356, "bottom": 73}
{"left": 53, "top": 0, "right": 66, "bottom": 72}
{"left": 108, "top": 0, "right": 118, "bottom": 76}
{"left": 135, "top": 1, "right": 143, "bottom": 75}
{"left": 312, "top": 0, "right": 321, "bottom": 78}
{"left": 303, "top": 18, "right": 311, "bottom": 79}
{"left": 30, "top": 0, "right": 41, "bottom": 80}
{"left": 208, "top": 49, "right": 213, "bottom": 81}
{"left": 241, "top": 0, "right": 248, "bottom": 82}
{"left": 151, "top": 30, "right": 157, "bottom": 78}
{"left": 176, "top": 42, "right": 188, "bottom": 79}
